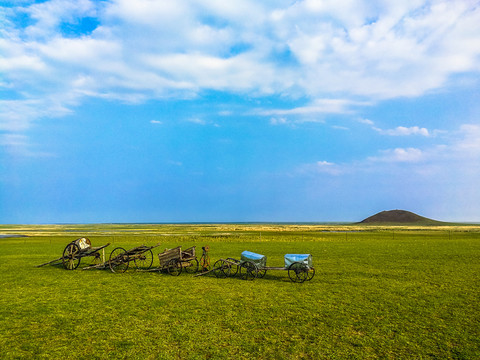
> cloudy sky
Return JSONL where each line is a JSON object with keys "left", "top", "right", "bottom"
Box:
{"left": 1, "top": 0, "right": 480, "bottom": 224}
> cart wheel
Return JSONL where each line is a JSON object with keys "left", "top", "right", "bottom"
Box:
{"left": 257, "top": 269, "right": 267, "bottom": 278}
{"left": 109, "top": 247, "right": 129, "bottom": 273}
{"left": 240, "top": 261, "right": 258, "bottom": 280}
{"left": 288, "top": 262, "right": 308, "bottom": 283}
{"left": 62, "top": 243, "right": 81, "bottom": 270}
{"left": 230, "top": 265, "right": 239, "bottom": 277}
{"left": 213, "top": 259, "right": 227, "bottom": 278}
{"left": 184, "top": 258, "right": 199, "bottom": 274}
{"left": 226, "top": 258, "right": 239, "bottom": 277}
{"left": 134, "top": 249, "right": 154, "bottom": 270}
{"left": 306, "top": 267, "right": 315, "bottom": 281}
{"left": 167, "top": 259, "right": 182, "bottom": 276}
{"left": 221, "top": 260, "right": 237, "bottom": 277}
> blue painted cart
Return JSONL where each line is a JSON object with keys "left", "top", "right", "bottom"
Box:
{"left": 212, "top": 251, "right": 315, "bottom": 282}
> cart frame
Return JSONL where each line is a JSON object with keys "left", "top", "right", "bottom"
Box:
{"left": 105, "top": 244, "right": 160, "bottom": 273}
{"left": 211, "top": 254, "right": 315, "bottom": 282}
{"left": 155, "top": 245, "right": 199, "bottom": 275}
{"left": 36, "top": 238, "right": 110, "bottom": 270}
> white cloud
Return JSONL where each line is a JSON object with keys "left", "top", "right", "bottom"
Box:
{"left": 270, "top": 117, "right": 288, "bottom": 125}
{"left": 273, "top": 0, "right": 480, "bottom": 98}
{"left": 299, "top": 123, "right": 479, "bottom": 177}
{"left": 0, "top": 98, "right": 73, "bottom": 132}
{"left": 358, "top": 118, "right": 374, "bottom": 126}
{"left": 297, "top": 160, "right": 345, "bottom": 176}
{"left": 142, "top": 52, "right": 281, "bottom": 94}
{"left": 24, "top": 0, "right": 97, "bottom": 38}
{"left": 370, "top": 147, "right": 425, "bottom": 163}
{"left": 2, "top": 0, "right": 480, "bottom": 154}
{"left": 258, "top": 98, "right": 370, "bottom": 117}
{"left": 374, "top": 126, "right": 430, "bottom": 137}
{"left": 0, "top": 133, "right": 54, "bottom": 157}
{"left": 454, "top": 124, "right": 480, "bottom": 155}
{"left": 359, "top": 119, "right": 431, "bottom": 137}
{"left": 187, "top": 117, "right": 206, "bottom": 125}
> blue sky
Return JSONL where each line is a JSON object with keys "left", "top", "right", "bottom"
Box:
{"left": 1, "top": 0, "right": 480, "bottom": 223}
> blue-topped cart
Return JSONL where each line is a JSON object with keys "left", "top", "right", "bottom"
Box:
{"left": 212, "top": 251, "right": 315, "bottom": 282}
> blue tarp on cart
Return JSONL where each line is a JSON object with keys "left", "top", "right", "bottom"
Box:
{"left": 241, "top": 251, "right": 267, "bottom": 268}
{"left": 284, "top": 254, "right": 312, "bottom": 268}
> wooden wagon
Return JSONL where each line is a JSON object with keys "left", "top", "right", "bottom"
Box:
{"left": 211, "top": 251, "right": 315, "bottom": 283}
{"left": 36, "top": 238, "right": 110, "bottom": 270}
{"left": 85, "top": 244, "right": 160, "bottom": 273}
{"left": 156, "top": 246, "right": 198, "bottom": 275}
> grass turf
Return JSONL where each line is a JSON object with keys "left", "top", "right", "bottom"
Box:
{"left": 0, "top": 226, "right": 479, "bottom": 359}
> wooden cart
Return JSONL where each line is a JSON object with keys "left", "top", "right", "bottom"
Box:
{"left": 101, "top": 244, "right": 160, "bottom": 273}
{"left": 36, "top": 238, "right": 110, "bottom": 270}
{"left": 211, "top": 252, "right": 315, "bottom": 283}
{"left": 156, "top": 246, "right": 199, "bottom": 275}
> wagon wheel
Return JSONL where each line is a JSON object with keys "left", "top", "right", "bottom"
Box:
{"left": 183, "top": 258, "right": 199, "bottom": 274}
{"left": 134, "top": 249, "right": 154, "bottom": 270}
{"left": 306, "top": 267, "right": 315, "bottom": 281}
{"left": 288, "top": 262, "right": 308, "bottom": 283}
{"left": 213, "top": 259, "right": 227, "bottom": 278}
{"left": 226, "top": 258, "right": 239, "bottom": 277}
{"left": 239, "top": 261, "right": 258, "bottom": 280}
{"left": 167, "top": 259, "right": 182, "bottom": 276}
{"left": 62, "top": 243, "right": 81, "bottom": 270}
{"left": 220, "top": 260, "right": 237, "bottom": 277}
{"left": 257, "top": 269, "right": 267, "bottom": 278}
{"left": 230, "top": 264, "right": 239, "bottom": 277}
{"left": 109, "top": 247, "right": 129, "bottom": 273}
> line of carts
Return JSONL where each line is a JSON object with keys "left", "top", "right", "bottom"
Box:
{"left": 37, "top": 237, "right": 315, "bottom": 283}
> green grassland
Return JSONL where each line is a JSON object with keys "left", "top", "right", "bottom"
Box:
{"left": 0, "top": 224, "right": 479, "bottom": 359}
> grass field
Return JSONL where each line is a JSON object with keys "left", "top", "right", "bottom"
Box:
{"left": 0, "top": 224, "right": 479, "bottom": 359}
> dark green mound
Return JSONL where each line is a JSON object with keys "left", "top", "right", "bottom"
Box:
{"left": 359, "top": 210, "right": 444, "bottom": 225}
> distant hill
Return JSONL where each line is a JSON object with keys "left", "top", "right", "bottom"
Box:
{"left": 358, "top": 210, "right": 444, "bottom": 225}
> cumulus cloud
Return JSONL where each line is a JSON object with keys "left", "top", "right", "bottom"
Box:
{"left": 23, "top": 0, "right": 97, "bottom": 38}
{"left": 2, "top": 0, "right": 480, "bottom": 153}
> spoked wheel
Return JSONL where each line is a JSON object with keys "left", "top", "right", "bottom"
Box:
{"left": 109, "top": 247, "right": 129, "bottom": 273}
{"left": 167, "top": 259, "right": 182, "bottom": 276}
{"left": 220, "top": 260, "right": 237, "bottom": 277}
{"left": 257, "top": 269, "right": 267, "bottom": 278}
{"left": 183, "top": 258, "right": 199, "bottom": 274}
{"left": 306, "top": 267, "right": 315, "bottom": 281}
{"left": 213, "top": 259, "right": 230, "bottom": 278}
{"left": 62, "top": 243, "right": 81, "bottom": 270}
{"left": 239, "top": 260, "right": 258, "bottom": 280}
{"left": 134, "top": 249, "right": 154, "bottom": 270}
{"left": 288, "top": 262, "right": 308, "bottom": 283}
{"left": 226, "top": 258, "right": 239, "bottom": 277}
